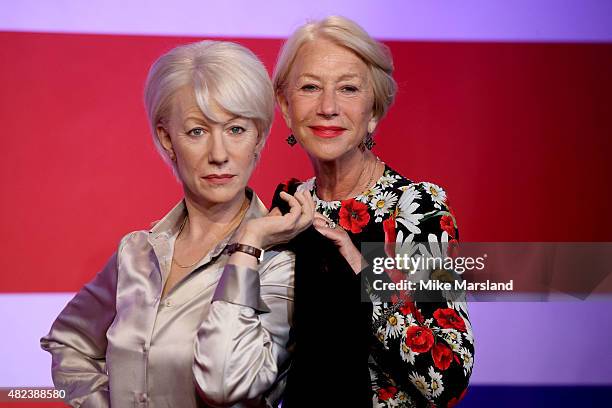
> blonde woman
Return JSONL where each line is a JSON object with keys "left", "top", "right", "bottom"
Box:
{"left": 41, "top": 40, "right": 313, "bottom": 407}
{"left": 271, "top": 17, "right": 473, "bottom": 407}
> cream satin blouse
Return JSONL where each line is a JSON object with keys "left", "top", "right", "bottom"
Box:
{"left": 41, "top": 190, "right": 295, "bottom": 407}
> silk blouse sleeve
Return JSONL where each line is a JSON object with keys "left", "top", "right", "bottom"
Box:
{"left": 40, "top": 238, "right": 125, "bottom": 407}
{"left": 192, "top": 249, "right": 295, "bottom": 406}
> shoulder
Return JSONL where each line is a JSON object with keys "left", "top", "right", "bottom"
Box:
{"left": 391, "top": 177, "right": 458, "bottom": 242}
{"left": 396, "top": 181, "right": 451, "bottom": 213}
{"left": 115, "top": 230, "right": 153, "bottom": 259}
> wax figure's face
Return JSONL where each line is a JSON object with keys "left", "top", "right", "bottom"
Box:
{"left": 278, "top": 38, "right": 378, "bottom": 162}
{"left": 157, "top": 87, "right": 259, "bottom": 206}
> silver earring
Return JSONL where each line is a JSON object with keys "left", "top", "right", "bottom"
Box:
{"left": 286, "top": 134, "right": 297, "bottom": 146}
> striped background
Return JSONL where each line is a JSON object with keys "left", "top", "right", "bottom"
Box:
{"left": 1, "top": 1, "right": 612, "bottom": 405}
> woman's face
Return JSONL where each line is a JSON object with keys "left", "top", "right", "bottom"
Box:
{"left": 278, "top": 38, "right": 378, "bottom": 163}
{"left": 157, "top": 87, "right": 259, "bottom": 206}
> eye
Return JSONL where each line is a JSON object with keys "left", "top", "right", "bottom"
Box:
{"left": 300, "top": 84, "right": 319, "bottom": 92}
{"left": 340, "top": 85, "right": 359, "bottom": 94}
{"left": 228, "top": 126, "right": 246, "bottom": 135}
{"left": 187, "top": 127, "right": 206, "bottom": 137}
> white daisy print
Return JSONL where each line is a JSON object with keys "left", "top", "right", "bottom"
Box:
{"left": 372, "top": 395, "right": 385, "bottom": 408}
{"left": 378, "top": 173, "right": 400, "bottom": 188}
{"left": 421, "top": 182, "right": 447, "bottom": 209}
{"left": 369, "top": 367, "right": 379, "bottom": 384}
{"left": 419, "top": 231, "right": 449, "bottom": 261}
{"left": 386, "top": 312, "right": 405, "bottom": 339}
{"left": 408, "top": 372, "right": 431, "bottom": 399}
{"left": 371, "top": 293, "right": 382, "bottom": 322}
{"left": 375, "top": 325, "right": 388, "bottom": 349}
{"left": 403, "top": 312, "right": 417, "bottom": 326}
{"left": 463, "top": 327, "right": 475, "bottom": 345}
{"left": 460, "top": 347, "right": 474, "bottom": 375}
{"left": 442, "top": 328, "right": 463, "bottom": 351}
{"left": 356, "top": 184, "right": 382, "bottom": 203}
{"left": 428, "top": 366, "right": 445, "bottom": 398}
{"left": 386, "top": 397, "right": 400, "bottom": 408}
{"left": 400, "top": 341, "right": 416, "bottom": 364}
{"left": 448, "top": 300, "right": 469, "bottom": 317}
{"left": 396, "top": 187, "right": 423, "bottom": 235}
{"left": 395, "top": 391, "right": 411, "bottom": 405}
{"left": 370, "top": 191, "right": 398, "bottom": 222}
{"left": 315, "top": 198, "right": 340, "bottom": 214}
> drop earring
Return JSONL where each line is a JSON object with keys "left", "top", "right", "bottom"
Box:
{"left": 286, "top": 134, "right": 297, "bottom": 146}
{"left": 364, "top": 133, "right": 375, "bottom": 150}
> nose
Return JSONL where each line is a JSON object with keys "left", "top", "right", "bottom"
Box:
{"left": 317, "top": 88, "right": 338, "bottom": 118}
{"left": 208, "top": 130, "right": 229, "bottom": 165}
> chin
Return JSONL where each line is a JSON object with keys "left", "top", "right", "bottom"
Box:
{"left": 187, "top": 180, "right": 244, "bottom": 206}
{"left": 305, "top": 144, "right": 357, "bottom": 163}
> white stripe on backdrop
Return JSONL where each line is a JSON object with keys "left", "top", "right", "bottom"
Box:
{"left": 1, "top": 0, "right": 611, "bottom": 42}
{"left": 3, "top": 293, "right": 612, "bottom": 387}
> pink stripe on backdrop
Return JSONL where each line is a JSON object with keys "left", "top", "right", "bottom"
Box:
{"left": 1, "top": 0, "right": 612, "bottom": 42}
{"left": 2, "top": 294, "right": 611, "bottom": 387}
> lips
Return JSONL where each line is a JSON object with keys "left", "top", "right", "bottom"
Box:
{"left": 202, "top": 174, "right": 236, "bottom": 185}
{"left": 309, "top": 126, "right": 346, "bottom": 138}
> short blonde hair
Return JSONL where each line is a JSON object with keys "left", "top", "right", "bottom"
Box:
{"left": 144, "top": 40, "right": 274, "bottom": 169}
{"left": 273, "top": 16, "right": 396, "bottom": 122}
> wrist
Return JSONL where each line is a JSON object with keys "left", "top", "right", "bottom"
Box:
{"left": 234, "top": 227, "right": 264, "bottom": 249}
{"left": 227, "top": 243, "right": 265, "bottom": 264}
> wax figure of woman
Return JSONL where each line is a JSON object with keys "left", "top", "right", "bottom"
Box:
{"left": 271, "top": 16, "right": 474, "bottom": 407}
{"left": 41, "top": 40, "right": 314, "bottom": 408}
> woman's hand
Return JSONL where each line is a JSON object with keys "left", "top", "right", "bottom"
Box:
{"left": 234, "top": 191, "right": 315, "bottom": 249}
{"left": 313, "top": 213, "right": 366, "bottom": 274}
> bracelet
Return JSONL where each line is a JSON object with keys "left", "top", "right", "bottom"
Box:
{"left": 226, "top": 243, "right": 265, "bottom": 264}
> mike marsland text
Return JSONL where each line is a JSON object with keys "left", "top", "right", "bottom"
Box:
{"left": 372, "top": 279, "right": 514, "bottom": 291}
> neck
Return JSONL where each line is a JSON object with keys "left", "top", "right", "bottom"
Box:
{"left": 181, "top": 189, "right": 247, "bottom": 242}
{"left": 312, "top": 149, "right": 378, "bottom": 201}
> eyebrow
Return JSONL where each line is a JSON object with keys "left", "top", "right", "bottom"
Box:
{"left": 184, "top": 114, "right": 242, "bottom": 124}
{"left": 297, "top": 73, "right": 363, "bottom": 82}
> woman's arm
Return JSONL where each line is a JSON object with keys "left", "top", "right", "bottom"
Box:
{"left": 40, "top": 244, "right": 121, "bottom": 408}
{"left": 192, "top": 193, "right": 307, "bottom": 406}
{"left": 192, "top": 249, "right": 294, "bottom": 406}
{"left": 372, "top": 184, "right": 473, "bottom": 407}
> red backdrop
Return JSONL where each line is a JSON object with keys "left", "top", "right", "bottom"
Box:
{"left": 1, "top": 32, "right": 611, "bottom": 292}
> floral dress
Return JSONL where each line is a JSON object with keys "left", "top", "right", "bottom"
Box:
{"left": 299, "top": 163, "right": 474, "bottom": 408}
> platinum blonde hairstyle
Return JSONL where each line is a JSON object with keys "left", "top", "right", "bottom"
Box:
{"left": 273, "top": 16, "right": 397, "bottom": 122}
{"left": 144, "top": 40, "right": 274, "bottom": 169}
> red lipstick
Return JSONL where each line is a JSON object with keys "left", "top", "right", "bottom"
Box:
{"left": 202, "top": 174, "right": 235, "bottom": 185}
{"left": 309, "top": 126, "right": 346, "bottom": 138}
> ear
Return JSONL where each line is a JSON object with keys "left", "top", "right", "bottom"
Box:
{"left": 367, "top": 114, "right": 379, "bottom": 134}
{"left": 155, "top": 122, "right": 175, "bottom": 161}
{"left": 276, "top": 91, "right": 292, "bottom": 128}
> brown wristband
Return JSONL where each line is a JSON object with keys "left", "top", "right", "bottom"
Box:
{"left": 226, "top": 243, "right": 264, "bottom": 264}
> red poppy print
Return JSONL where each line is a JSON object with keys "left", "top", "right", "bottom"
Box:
{"left": 383, "top": 214, "right": 397, "bottom": 257}
{"left": 447, "top": 238, "right": 460, "bottom": 258}
{"left": 447, "top": 388, "right": 468, "bottom": 407}
{"left": 440, "top": 215, "right": 455, "bottom": 238}
{"left": 433, "top": 308, "right": 466, "bottom": 332}
{"left": 378, "top": 386, "right": 398, "bottom": 401}
{"left": 338, "top": 198, "right": 370, "bottom": 233}
{"left": 405, "top": 325, "right": 434, "bottom": 353}
{"left": 431, "top": 342, "right": 454, "bottom": 371}
{"left": 399, "top": 301, "right": 424, "bottom": 324}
